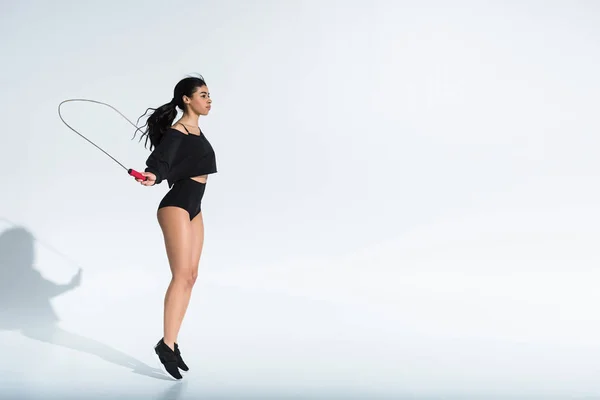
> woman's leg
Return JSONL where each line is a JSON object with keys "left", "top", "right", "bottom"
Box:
{"left": 190, "top": 211, "right": 204, "bottom": 285}
{"left": 157, "top": 206, "right": 195, "bottom": 350}
{"left": 174, "top": 211, "right": 204, "bottom": 334}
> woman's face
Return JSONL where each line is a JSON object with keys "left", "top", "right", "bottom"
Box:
{"left": 184, "top": 85, "right": 212, "bottom": 116}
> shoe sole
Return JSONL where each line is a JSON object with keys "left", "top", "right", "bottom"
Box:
{"left": 154, "top": 345, "right": 183, "bottom": 380}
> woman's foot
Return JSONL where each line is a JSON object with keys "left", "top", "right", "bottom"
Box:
{"left": 174, "top": 343, "right": 189, "bottom": 372}
{"left": 154, "top": 338, "right": 182, "bottom": 380}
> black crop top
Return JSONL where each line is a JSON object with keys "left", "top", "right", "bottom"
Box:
{"left": 144, "top": 127, "right": 217, "bottom": 187}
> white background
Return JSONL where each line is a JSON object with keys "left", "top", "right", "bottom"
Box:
{"left": 1, "top": 0, "right": 600, "bottom": 398}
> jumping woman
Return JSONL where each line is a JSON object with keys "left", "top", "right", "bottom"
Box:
{"left": 134, "top": 75, "right": 217, "bottom": 380}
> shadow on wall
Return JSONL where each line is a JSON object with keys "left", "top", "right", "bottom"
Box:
{"left": 0, "top": 223, "right": 174, "bottom": 383}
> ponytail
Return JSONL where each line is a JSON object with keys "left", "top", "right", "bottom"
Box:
{"left": 134, "top": 99, "right": 178, "bottom": 151}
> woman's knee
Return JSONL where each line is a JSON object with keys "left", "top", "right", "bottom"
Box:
{"left": 173, "top": 270, "right": 198, "bottom": 289}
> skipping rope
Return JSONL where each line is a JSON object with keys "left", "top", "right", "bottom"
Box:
{"left": 57, "top": 98, "right": 148, "bottom": 181}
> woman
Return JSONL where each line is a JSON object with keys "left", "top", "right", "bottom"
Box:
{"left": 134, "top": 75, "right": 217, "bottom": 380}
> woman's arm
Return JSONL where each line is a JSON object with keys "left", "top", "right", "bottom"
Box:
{"left": 144, "top": 130, "right": 183, "bottom": 185}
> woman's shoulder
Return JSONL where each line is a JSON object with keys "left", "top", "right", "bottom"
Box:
{"left": 167, "top": 124, "right": 202, "bottom": 137}
{"left": 166, "top": 126, "right": 187, "bottom": 135}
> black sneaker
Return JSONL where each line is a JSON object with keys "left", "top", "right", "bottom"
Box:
{"left": 154, "top": 338, "right": 182, "bottom": 380}
{"left": 174, "top": 343, "right": 189, "bottom": 372}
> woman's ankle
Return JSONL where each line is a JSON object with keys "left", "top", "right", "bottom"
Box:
{"left": 162, "top": 337, "right": 176, "bottom": 351}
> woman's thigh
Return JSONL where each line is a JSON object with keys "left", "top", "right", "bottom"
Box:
{"left": 157, "top": 206, "right": 193, "bottom": 276}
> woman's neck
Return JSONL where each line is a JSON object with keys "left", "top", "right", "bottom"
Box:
{"left": 178, "top": 113, "right": 200, "bottom": 127}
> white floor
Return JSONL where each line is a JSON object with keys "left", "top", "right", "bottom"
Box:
{"left": 2, "top": 205, "right": 600, "bottom": 399}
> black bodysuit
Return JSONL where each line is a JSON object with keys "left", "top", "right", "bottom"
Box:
{"left": 144, "top": 127, "right": 217, "bottom": 187}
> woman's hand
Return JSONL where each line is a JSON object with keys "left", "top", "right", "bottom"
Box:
{"left": 137, "top": 171, "right": 156, "bottom": 186}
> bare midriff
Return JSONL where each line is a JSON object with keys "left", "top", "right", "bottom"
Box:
{"left": 191, "top": 175, "right": 208, "bottom": 184}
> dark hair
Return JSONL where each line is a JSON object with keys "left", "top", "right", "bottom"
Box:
{"left": 134, "top": 74, "right": 207, "bottom": 150}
